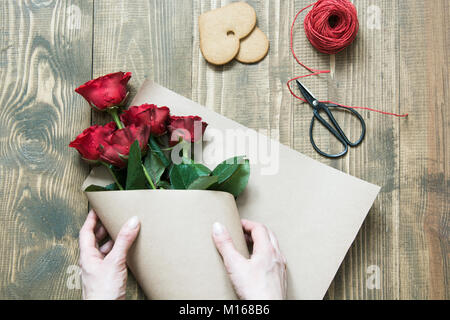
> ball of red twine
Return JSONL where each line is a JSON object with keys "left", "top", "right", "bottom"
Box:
{"left": 304, "top": 0, "right": 359, "bottom": 54}
{"left": 288, "top": 0, "right": 408, "bottom": 118}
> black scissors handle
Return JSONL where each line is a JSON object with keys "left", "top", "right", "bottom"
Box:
{"left": 310, "top": 104, "right": 366, "bottom": 159}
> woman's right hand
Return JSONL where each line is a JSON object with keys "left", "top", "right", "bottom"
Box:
{"left": 212, "top": 219, "right": 287, "bottom": 300}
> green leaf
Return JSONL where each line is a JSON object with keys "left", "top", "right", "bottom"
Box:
{"left": 84, "top": 184, "right": 117, "bottom": 192}
{"left": 170, "top": 164, "right": 198, "bottom": 189}
{"left": 192, "top": 163, "right": 212, "bottom": 176}
{"left": 212, "top": 156, "right": 246, "bottom": 183}
{"left": 210, "top": 156, "right": 250, "bottom": 197}
{"left": 125, "top": 140, "right": 147, "bottom": 190}
{"left": 108, "top": 166, "right": 127, "bottom": 187}
{"left": 157, "top": 180, "right": 172, "bottom": 189}
{"left": 188, "top": 176, "right": 218, "bottom": 190}
{"left": 149, "top": 136, "right": 170, "bottom": 168}
{"left": 105, "top": 183, "right": 119, "bottom": 191}
{"left": 169, "top": 163, "right": 210, "bottom": 190}
{"left": 144, "top": 150, "right": 166, "bottom": 185}
{"left": 84, "top": 185, "right": 108, "bottom": 192}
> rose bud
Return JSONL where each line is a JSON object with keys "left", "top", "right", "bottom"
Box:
{"left": 99, "top": 124, "right": 151, "bottom": 168}
{"left": 121, "top": 104, "right": 170, "bottom": 136}
{"left": 69, "top": 122, "right": 116, "bottom": 162}
{"left": 75, "top": 71, "right": 132, "bottom": 111}
{"left": 167, "top": 116, "right": 208, "bottom": 146}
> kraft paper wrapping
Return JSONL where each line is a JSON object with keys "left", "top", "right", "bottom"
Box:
{"left": 84, "top": 80, "right": 381, "bottom": 300}
{"left": 85, "top": 187, "right": 249, "bottom": 300}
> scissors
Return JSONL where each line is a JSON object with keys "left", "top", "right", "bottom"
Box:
{"left": 296, "top": 80, "right": 366, "bottom": 158}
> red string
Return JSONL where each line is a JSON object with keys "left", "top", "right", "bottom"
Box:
{"left": 288, "top": 0, "right": 408, "bottom": 118}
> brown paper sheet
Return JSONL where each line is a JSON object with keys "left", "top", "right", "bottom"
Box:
{"left": 86, "top": 186, "right": 248, "bottom": 300}
{"left": 85, "top": 80, "right": 380, "bottom": 300}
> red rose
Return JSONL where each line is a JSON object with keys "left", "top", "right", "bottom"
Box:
{"left": 99, "top": 124, "right": 151, "bottom": 168}
{"left": 121, "top": 104, "right": 170, "bottom": 136}
{"left": 75, "top": 72, "right": 131, "bottom": 110}
{"left": 167, "top": 116, "right": 208, "bottom": 145}
{"left": 69, "top": 122, "right": 116, "bottom": 162}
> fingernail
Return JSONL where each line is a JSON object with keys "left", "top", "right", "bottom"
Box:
{"left": 127, "top": 216, "right": 139, "bottom": 229}
{"left": 213, "top": 222, "right": 224, "bottom": 236}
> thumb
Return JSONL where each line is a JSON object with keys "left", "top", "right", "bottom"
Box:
{"left": 108, "top": 216, "right": 140, "bottom": 264}
{"left": 212, "top": 222, "right": 245, "bottom": 272}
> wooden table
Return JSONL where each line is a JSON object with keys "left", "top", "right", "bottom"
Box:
{"left": 0, "top": 0, "right": 448, "bottom": 300}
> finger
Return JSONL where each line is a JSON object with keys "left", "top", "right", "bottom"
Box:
{"left": 268, "top": 230, "right": 287, "bottom": 264}
{"left": 212, "top": 222, "right": 246, "bottom": 271}
{"left": 79, "top": 210, "right": 98, "bottom": 253}
{"left": 267, "top": 229, "right": 281, "bottom": 252}
{"left": 108, "top": 216, "right": 140, "bottom": 264}
{"left": 99, "top": 239, "right": 114, "bottom": 255}
{"left": 95, "top": 225, "right": 108, "bottom": 242}
{"left": 241, "top": 219, "right": 272, "bottom": 255}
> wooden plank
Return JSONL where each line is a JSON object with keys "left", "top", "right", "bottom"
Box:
{"left": 191, "top": 0, "right": 296, "bottom": 158}
{"left": 291, "top": 0, "right": 331, "bottom": 163}
{"left": 0, "top": 0, "right": 93, "bottom": 299}
{"left": 92, "top": 0, "right": 194, "bottom": 126}
{"left": 92, "top": 0, "right": 195, "bottom": 299}
{"left": 398, "top": 0, "right": 449, "bottom": 300}
{"left": 325, "top": 0, "right": 401, "bottom": 299}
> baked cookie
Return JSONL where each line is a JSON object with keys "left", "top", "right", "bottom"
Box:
{"left": 236, "top": 27, "right": 269, "bottom": 63}
{"left": 199, "top": 2, "right": 256, "bottom": 65}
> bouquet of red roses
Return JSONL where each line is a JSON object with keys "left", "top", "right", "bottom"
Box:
{"left": 70, "top": 72, "right": 250, "bottom": 299}
{"left": 70, "top": 71, "right": 249, "bottom": 196}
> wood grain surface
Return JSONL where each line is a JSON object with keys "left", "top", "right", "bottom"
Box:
{"left": 0, "top": 0, "right": 448, "bottom": 300}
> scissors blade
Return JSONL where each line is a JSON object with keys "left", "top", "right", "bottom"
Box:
{"left": 296, "top": 80, "right": 318, "bottom": 106}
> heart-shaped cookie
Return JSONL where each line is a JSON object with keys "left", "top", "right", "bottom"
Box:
{"left": 199, "top": 2, "right": 256, "bottom": 65}
{"left": 236, "top": 27, "right": 269, "bottom": 64}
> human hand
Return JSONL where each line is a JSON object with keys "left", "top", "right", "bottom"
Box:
{"left": 79, "top": 210, "right": 140, "bottom": 300}
{"left": 212, "top": 219, "right": 287, "bottom": 300}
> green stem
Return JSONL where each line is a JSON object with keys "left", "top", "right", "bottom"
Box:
{"left": 142, "top": 164, "right": 157, "bottom": 190}
{"left": 156, "top": 136, "right": 166, "bottom": 146}
{"left": 101, "top": 162, "right": 124, "bottom": 190}
{"left": 160, "top": 146, "right": 176, "bottom": 151}
{"left": 182, "top": 141, "right": 190, "bottom": 163}
{"left": 108, "top": 107, "right": 124, "bottom": 129}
